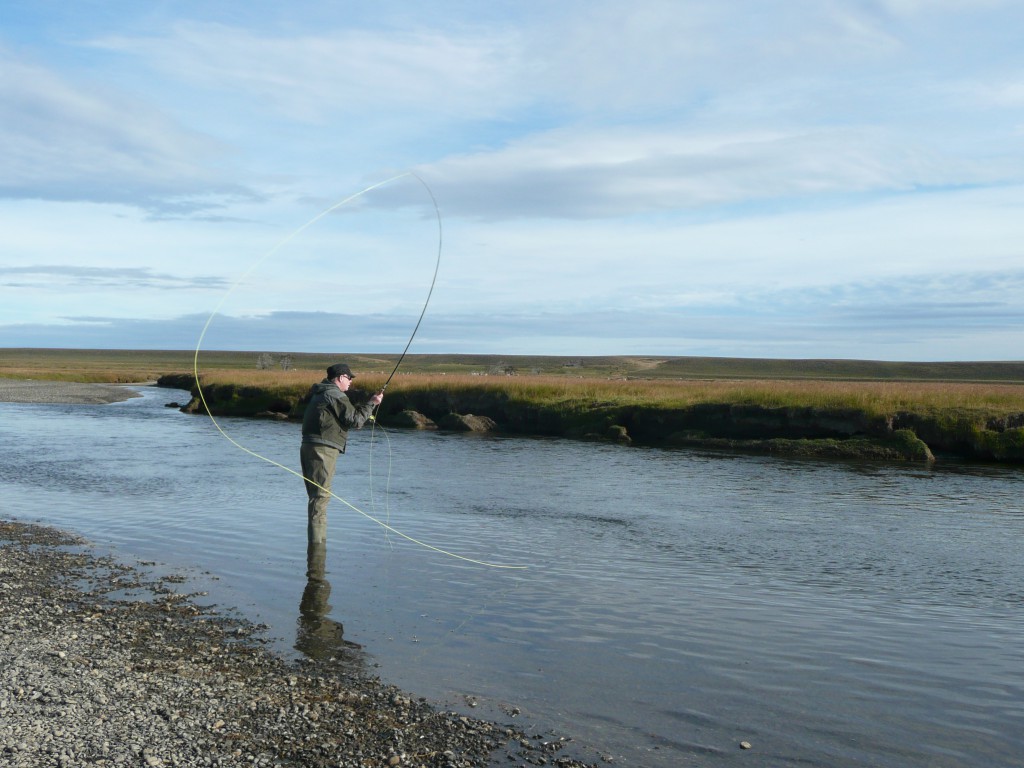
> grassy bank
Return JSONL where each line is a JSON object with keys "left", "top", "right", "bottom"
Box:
{"left": 4, "top": 348, "right": 1022, "bottom": 464}
{"left": 165, "top": 370, "right": 1024, "bottom": 464}
{"left": 180, "top": 369, "right": 1024, "bottom": 416}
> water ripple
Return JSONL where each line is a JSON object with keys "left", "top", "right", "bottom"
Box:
{"left": 2, "top": 388, "right": 1023, "bottom": 768}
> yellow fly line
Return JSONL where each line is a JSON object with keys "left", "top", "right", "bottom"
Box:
{"left": 192, "top": 173, "right": 526, "bottom": 570}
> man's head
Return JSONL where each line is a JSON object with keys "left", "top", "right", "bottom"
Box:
{"left": 327, "top": 363, "right": 355, "bottom": 380}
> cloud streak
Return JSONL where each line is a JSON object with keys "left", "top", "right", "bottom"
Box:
{"left": 88, "top": 22, "right": 523, "bottom": 123}
{"left": 3, "top": 267, "right": 1020, "bottom": 360}
{"left": 389, "top": 127, "right": 1011, "bottom": 221}
{"left": 0, "top": 266, "right": 228, "bottom": 291}
{"left": 0, "top": 45, "right": 255, "bottom": 215}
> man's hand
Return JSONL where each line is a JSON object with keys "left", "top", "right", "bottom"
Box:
{"left": 369, "top": 389, "right": 384, "bottom": 406}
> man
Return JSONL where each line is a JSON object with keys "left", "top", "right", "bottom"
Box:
{"left": 300, "top": 363, "right": 383, "bottom": 544}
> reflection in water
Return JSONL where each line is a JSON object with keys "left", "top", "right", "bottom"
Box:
{"left": 296, "top": 541, "right": 364, "bottom": 666}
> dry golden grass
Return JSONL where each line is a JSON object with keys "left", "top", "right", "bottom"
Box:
{"left": 198, "top": 368, "right": 330, "bottom": 388}
{"left": 424, "top": 375, "right": 1024, "bottom": 414}
{"left": 192, "top": 370, "right": 1024, "bottom": 417}
{"left": 0, "top": 366, "right": 160, "bottom": 384}
{"left": 4, "top": 349, "right": 1022, "bottom": 418}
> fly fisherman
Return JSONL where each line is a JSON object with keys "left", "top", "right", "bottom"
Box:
{"left": 300, "top": 363, "right": 383, "bottom": 544}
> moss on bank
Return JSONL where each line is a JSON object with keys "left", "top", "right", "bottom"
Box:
{"left": 666, "top": 429, "right": 935, "bottom": 462}
{"left": 159, "top": 373, "right": 1024, "bottom": 465}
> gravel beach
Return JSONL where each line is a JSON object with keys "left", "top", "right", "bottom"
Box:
{"left": 0, "top": 379, "right": 142, "bottom": 405}
{"left": 0, "top": 521, "right": 599, "bottom": 768}
{"left": 0, "top": 380, "right": 600, "bottom": 767}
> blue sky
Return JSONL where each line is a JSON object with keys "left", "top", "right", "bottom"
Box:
{"left": 3, "top": 0, "right": 1024, "bottom": 360}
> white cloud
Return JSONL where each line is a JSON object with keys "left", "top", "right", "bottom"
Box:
{"left": 878, "top": 0, "right": 1011, "bottom": 16}
{"left": 88, "top": 22, "right": 523, "bottom": 123}
{"left": 521, "top": 1, "right": 909, "bottom": 113}
{"left": 421, "top": 183, "right": 1024, "bottom": 322}
{"left": 400, "top": 125, "right": 1014, "bottom": 221}
{"left": 0, "top": 46, "right": 252, "bottom": 213}
{"left": 0, "top": 265, "right": 226, "bottom": 291}
{"left": 77, "top": 2, "right": 927, "bottom": 127}
{"left": 5, "top": 265, "right": 1022, "bottom": 360}
{"left": 965, "top": 77, "right": 1024, "bottom": 108}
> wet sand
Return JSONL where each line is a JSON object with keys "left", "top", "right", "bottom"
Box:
{"left": 0, "top": 379, "right": 142, "bottom": 405}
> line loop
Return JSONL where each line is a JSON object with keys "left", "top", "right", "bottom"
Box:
{"left": 193, "top": 173, "right": 526, "bottom": 570}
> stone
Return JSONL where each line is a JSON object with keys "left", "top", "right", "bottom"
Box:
{"left": 388, "top": 410, "right": 437, "bottom": 429}
{"left": 437, "top": 413, "right": 497, "bottom": 432}
{"left": 0, "top": 519, "right": 598, "bottom": 768}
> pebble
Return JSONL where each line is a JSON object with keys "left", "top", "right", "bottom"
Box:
{"left": 0, "top": 520, "right": 598, "bottom": 768}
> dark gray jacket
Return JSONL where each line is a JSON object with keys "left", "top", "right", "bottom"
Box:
{"left": 301, "top": 380, "right": 375, "bottom": 452}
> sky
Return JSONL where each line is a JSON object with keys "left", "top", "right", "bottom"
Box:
{"left": 2, "top": 0, "right": 1024, "bottom": 361}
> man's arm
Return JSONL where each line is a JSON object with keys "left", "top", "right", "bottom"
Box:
{"left": 332, "top": 390, "right": 382, "bottom": 430}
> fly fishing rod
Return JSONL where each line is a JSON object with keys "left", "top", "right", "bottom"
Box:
{"left": 379, "top": 171, "right": 442, "bottom": 395}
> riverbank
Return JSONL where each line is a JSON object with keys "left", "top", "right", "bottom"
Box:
{"left": 161, "top": 373, "right": 1024, "bottom": 464}
{"left": 3, "top": 344, "right": 1022, "bottom": 464}
{"left": 0, "top": 520, "right": 597, "bottom": 768}
{"left": 0, "top": 378, "right": 141, "bottom": 404}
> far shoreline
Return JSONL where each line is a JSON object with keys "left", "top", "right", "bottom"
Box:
{"left": 3, "top": 346, "right": 1022, "bottom": 465}
{"left": 164, "top": 373, "right": 1024, "bottom": 466}
{"left": 0, "top": 377, "right": 143, "bottom": 405}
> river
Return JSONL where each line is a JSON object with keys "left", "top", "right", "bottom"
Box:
{"left": 1, "top": 385, "right": 1022, "bottom": 767}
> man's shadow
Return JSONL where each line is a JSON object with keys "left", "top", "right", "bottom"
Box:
{"left": 295, "top": 542, "right": 365, "bottom": 667}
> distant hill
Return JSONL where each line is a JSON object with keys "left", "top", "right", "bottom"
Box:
{"left": 1, "top": 348, "right": 1022, "bottom": 383}
{"left": 645, "top": 357, "right": 1024, "bottom": 382}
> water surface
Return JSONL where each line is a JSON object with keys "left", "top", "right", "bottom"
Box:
{"left": 1, "top": 386, "right": 1022, "bottom": 767}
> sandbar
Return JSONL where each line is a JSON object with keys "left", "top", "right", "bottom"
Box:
{"left": 0, "top": 378, "right": 141, "bottom": 404}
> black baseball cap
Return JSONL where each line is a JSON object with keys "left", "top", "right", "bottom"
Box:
{"left": 326, "top": 363, "right": 355, "bottom": 379}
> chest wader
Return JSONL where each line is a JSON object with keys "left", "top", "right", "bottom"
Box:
{"left": 300, "top": 442, "right": 340, "bottom": 544}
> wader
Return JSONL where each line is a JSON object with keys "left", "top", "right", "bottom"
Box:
{"left": 300, "top": 442, "right": 339, "bottom": 544}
